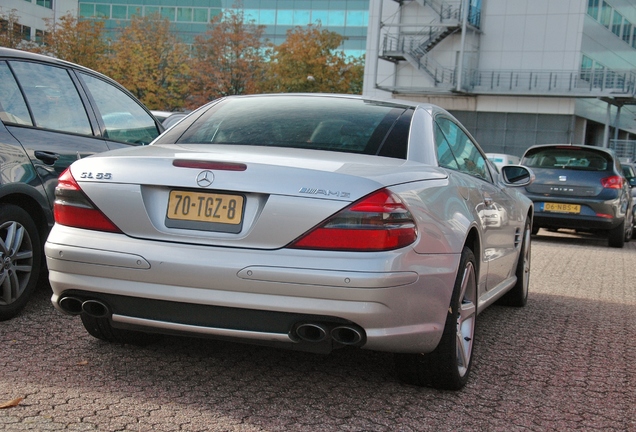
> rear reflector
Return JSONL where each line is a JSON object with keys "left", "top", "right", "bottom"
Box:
{"left": 287, "top": 189, "right": 417, "bottom": 252}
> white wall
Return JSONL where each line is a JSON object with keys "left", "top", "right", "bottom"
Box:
{"left": 1, "top": 0, "right": 78, "bottom": 42}
{"left": 479, "top": 0, "right": 585, "bottom": 72}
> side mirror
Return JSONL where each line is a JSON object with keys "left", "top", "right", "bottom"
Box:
{"left": 501, "top": 165, "right": 534, "bottom": 187}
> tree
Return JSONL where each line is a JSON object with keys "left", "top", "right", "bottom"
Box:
{"left": 187, "top": 8, "right": 268, "bottom": 109}
{"left": 104, "top": 14, "right": 190, "bottom": 111}
{"left": 0, "top": 9, "right": 25, "bottom": 49}
{"left": 263, "top": 24, "right": 364, "bottom": 94}
{"left": 37, "top": 13, "right": 108, "bottom": 71}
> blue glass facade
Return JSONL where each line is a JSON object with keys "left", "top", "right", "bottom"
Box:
{"left": 78, "top": 0, "right": 369, "bottom": 57}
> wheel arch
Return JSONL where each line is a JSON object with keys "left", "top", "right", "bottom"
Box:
{"left": 0, "top": 189, "right": 53, "bottom": 245}
{"left": 463, "top": 226, "right": 481, "bottom": 285}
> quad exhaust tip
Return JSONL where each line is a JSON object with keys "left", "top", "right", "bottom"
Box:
{"left": 295, "top": 323, "right": 328, "bottom": 342}
{"left": 293, "top": 322, "right": 365, "bottom": 346}
{"left": 58, "top": 296, "right": 110, "bottom": 318}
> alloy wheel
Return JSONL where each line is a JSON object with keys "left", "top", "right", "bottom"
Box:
{"left": 0, "top": 221, "right": 34, "bottom": 306}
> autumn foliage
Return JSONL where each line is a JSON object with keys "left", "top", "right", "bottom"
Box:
{"left": 187, "top": 9, "right": 267, "bottom": 108}
{"left": 37, "top": 13, "right": 109, "bottom": 71}
{"left": 0, "top": 8, "right": 364, "bottom": 111}
{"left": 263, "top": 25, "right": 364, "bottom": 94}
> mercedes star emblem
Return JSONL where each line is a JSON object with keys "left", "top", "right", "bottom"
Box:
{"left": 196, "top": 170, "right": 214, "bottom": 187}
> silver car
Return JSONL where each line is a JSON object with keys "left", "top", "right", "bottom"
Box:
{"left": 45, "top": 94, "right": 534, "bottom": 390}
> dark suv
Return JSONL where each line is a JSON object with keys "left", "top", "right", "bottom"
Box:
{"left": 0, "top": 48, "right": 163, "bottom": 320}
{"left": 520, "top": 144, "right": 633, "bottom": 248}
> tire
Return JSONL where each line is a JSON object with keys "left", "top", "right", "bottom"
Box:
{"left": 625, "top": 210, "right": 634, "bottom": 242}
{"left": 0, "top": 205, "right": 42, "bottom": 321}
{"left": 497, "top": 217, "right": 531, "bottom": 307}
{"left": 394, "top": 247, "right": 477, "bottom": 390}
{"left": 531, "top": 225, "right": 539, "bottom": 235}
{"left": 81, "top": 314, "right": 161, "bottom": 346}
{"left": 608, "top": 219, "right": 625, "bottom": 248}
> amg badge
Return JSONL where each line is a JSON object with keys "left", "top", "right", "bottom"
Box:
{"left": 299, "top": 187, "right": 350, "bottom": 198}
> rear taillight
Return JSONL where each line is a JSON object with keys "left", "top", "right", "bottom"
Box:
{"left": 287, "top": 189, "right": 417, "bottom": 252}
{"left": 601, "top": 176, "right": 624, "bottom": 189}
{"left": 54, "top": 168, "right": 122, "bottom": 233}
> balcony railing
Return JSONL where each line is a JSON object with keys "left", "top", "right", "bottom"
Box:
{"left": 467, "top": 69, "right": 636, "bottom": 96}
{"left": 610, "top": 140, "right": 636, "bottom": 160}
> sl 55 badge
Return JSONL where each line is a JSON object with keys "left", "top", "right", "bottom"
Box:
{"left": 80, "top": 172, "right": 112, "bottom": 180}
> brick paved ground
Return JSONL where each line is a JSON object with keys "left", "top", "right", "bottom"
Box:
{"left": 1, "top": 229, "right": 634, "bottom": 431}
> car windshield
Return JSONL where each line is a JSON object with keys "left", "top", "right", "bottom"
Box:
{"left": 176, "top": 96, "right": 412, "bottom": 158}
{"left": 522, "top": 147, "right": 611, "bottom": 171}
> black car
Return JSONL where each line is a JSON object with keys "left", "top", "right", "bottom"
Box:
{"left": 0, "top": 48, "right": 163, "bottom": 320}
{"left": 520, "top": 144, "right": 633, "bottom": 247}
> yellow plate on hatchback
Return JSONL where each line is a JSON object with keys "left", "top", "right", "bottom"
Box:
{"left": 543, "top": 202, "right": 581, "bottom": 214}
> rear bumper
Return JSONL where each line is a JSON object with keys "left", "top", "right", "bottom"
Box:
{"left": 527, "top": 195, "right": 625, "bottom": 231}
{"left": 45, "top": 225, "right": 460, "bottom": 354}
{"left": 533, "top": 212, "right": 622, "bottom": 231}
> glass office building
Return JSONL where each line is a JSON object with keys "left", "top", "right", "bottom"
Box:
{"left": 78, "top": 0, "right": 369, "bottom": 57}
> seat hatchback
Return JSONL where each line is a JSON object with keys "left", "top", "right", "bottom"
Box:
{"left": 520, "top": 144, "right": 633, "bottom": 247}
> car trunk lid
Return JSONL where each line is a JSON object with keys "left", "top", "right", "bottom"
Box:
{"left": 69, "top": 145, "right": 447, "bottom": 249}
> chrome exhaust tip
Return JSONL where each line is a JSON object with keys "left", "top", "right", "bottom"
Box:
{"left": 58, "top": 296, "right": 84, "bottom": 315}
{"left": 295, "top": 323, "right": 328, "bottom": 342}
{"left": 331, "top": 326, "right": 364, "bottom": 346}
{"left": 81, "top": 300, "right": 110, "bottom": 318}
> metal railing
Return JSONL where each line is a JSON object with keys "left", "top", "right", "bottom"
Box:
{"left": 382, "top": 32, "right": 458, "bottom": 84}
{"left": 610, "top": 140, "right": 636, "bottom": 161}
{"left": 467, "top": 69, "right": 636, "bottom": 96}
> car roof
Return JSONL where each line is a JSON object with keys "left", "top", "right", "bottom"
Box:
{"left": 218, "top": 92, "right": 437, "bottom": 111}
{"left": 0, "top": 47, "right": 115, "bottom": 83}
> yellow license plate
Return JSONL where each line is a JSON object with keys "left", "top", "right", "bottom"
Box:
{"left": 167, "top": 190, "right": 244, "bottom": 224}
{"left": 544, "top": 202, "right": 581, "bottom": 214}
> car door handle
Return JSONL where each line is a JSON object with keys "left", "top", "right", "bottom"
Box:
{"left": 34, "top": 151, "right": 60, "bottom": 165}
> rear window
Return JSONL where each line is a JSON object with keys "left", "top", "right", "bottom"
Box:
{"left": 522, "top": 147, "right": 611, "bottom": 171}
{"left": 176, "top": 96, "right": 412, "bottom": 159}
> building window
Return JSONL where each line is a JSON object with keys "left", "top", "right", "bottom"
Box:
{"left": 257, "top": 9, "right": 276, "bottom": 25}
{"left": 346, "top": 10, "right": 368, "bottom": 27}
{"left": 600, "top": 1, "right": 612, "bottom": 28}
{"left": 112, "top": 6, "right": 127, "bottom": 20}
{"left": 193, "top": 8, "right": 208, "bottom": 23}
{"left": 161, "top": 7, "right": 175, "bottom": 21}
{"left": 612, "top": 10, "right": 622, "bottom": 36}
{"left": 580, "top": 55, "right": 593, "bottom": 82}
{"left": 145, "top": 7, "right": 160, "bottom": 17}
{"left": 128, "top": 6, "right": 142, "bottom": 19}
{"left": 35, "top": 29, "right": 46, "bottom": 43}
{"left": 312, "top": 10, "right": 329, "bottom": 25}
{"left": 19, "top": 24, "right": 31, "bottom": 41}
{"left": 276, "top": 10, "right": 293, "bottom": 25}
{"left": 79, "top": 4, "right": 95, "bottom": 18}
{"left": 95, "top": 5, "right": 110, "bottom": 19}
{"left": 36, "top": 0, "right": 52, "bottom": 8}
{"left": 328, "top": 10, "right": 345, "bottom": 26}
{"left": 587, "top": 0, "right": 600, "bottom": 19}
{"left": 622, "top": 20, "right": 632, "bottom": 44}
{"left": 293, "top": 10, "right": 311, "bottom": 26}
{"left": 177, "top": 8, "right": 193, "bottom": 22}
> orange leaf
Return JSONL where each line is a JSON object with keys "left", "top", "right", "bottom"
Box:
{"left": 0, "top": 397, "right": 23, "bottom": 409}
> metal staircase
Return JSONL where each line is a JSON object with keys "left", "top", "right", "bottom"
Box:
{"left": 380, "top": 0, "right": 467, "bottom": 87}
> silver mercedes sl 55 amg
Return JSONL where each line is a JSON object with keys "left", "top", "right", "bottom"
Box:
{"left": 45, "top": 94, "right": 534, "bottom": 390}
